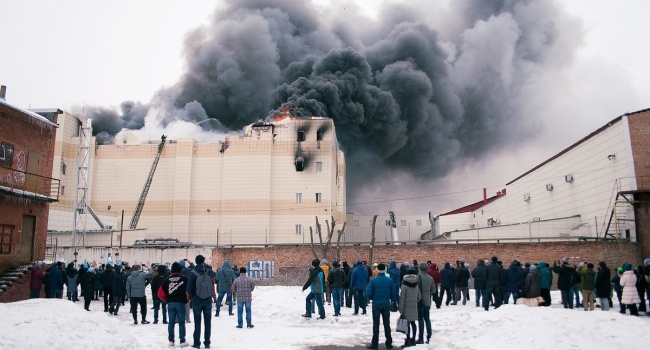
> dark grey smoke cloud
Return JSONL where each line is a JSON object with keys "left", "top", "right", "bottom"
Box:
{"left": 86, "top": 0, "right": 581, "bottom": 203}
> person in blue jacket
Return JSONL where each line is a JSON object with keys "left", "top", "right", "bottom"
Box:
{"left": 366, "top": 263, "right": 394, "bottom": 349}
{"left": 302, "top": 259, "right": 325, "bottom": 319}
{"left": 388, "top": 260, "right": 401, "bottom": 311}
{"left": 351, "top": 260, "right": 369, "bottom": 315}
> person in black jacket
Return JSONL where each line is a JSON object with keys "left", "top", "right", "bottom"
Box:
{"left": 552, "top": 260, "right": 574, "bottom": 309}
{"left": 151, "top": 264, "right": 168, "bottom": 324}
{"left": 102, "top": 264, "right": 115, "bottom": 312}
{"left": 110, "top": 265, "right": 126, "bottom": 315}
{"left": 328, "top": 261, "right": 346, "bottom": 317}
{"left": 342, "top": 261, "right": 351, "bottom": 308}
{"left": 594, "top": 261, "right": 611, "bottom": 311}
{"left": 158, "top": 262, "right": 189, "bottom": 348}
{"left": 484, "top": 256, "right": 504, "bottom": 310}
{"left": 439, "top": 263, "right": 454, "bottom": 306}
{"left": 82, "top": 267, "right": 97, "bottom": 311}
{"left": 471, "top": 260, "right": 487, "bottom": 308}
{"left": 452, "top": 262, "right": 470, "bottom": 305}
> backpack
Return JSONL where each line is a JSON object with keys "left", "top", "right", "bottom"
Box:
{"left": 192, "top": 270, "right": 213, "bottom": 299}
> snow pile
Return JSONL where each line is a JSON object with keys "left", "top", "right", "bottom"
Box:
{"left": 0, "top": 287, "right": 647, "bottom": 350}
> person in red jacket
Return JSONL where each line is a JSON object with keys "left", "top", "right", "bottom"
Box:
{"left": 29, "top": 263, "right": 45, "bottom": 298}
{"left": 426, "top": 262, "right": 442, "bottom": 308}
{"left": 158, "top": 262, "right": 189, "bottom": 348}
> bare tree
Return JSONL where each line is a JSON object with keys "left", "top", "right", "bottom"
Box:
{"left": 335, "top": 221, "right": 346, "bottom": 262}
{"left": 309, "top": 226, "right": 318, "bottom": 260}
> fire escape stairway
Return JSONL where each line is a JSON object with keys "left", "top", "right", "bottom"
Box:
{"left": 129, "top": 135, "right": 166, "bottom": 229}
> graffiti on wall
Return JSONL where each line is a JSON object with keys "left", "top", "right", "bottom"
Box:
{"left": 247, "top": 260, "right": 275, "bottom": 279}
{"left": 0, "top": 142, "right": 14, "bottom": 167}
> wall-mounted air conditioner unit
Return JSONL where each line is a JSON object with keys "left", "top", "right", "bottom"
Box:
{"left": 494, "top": 219, "right": 500, "bottom": 225}
{"left": 532, "top": 217, "right": 541, "bottom": 222}
{"left": 546, "top": 184, "right": 553, "bottom": 191}
{"left": 565, "top": 174, "right": 574, "bottom": 183}
{"left": 487, "top": 218, "right": 494, "bottom": 227}
{"left": 523, "top": 193, "right": 530, "bottom": 202}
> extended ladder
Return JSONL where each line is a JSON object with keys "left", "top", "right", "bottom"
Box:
{"left": 129, "top": 135, "right": 166, "bottom": 229}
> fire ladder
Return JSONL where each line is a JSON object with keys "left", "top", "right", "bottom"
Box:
{"left": 129, "top": 135, "right": 166, "bottom": 229}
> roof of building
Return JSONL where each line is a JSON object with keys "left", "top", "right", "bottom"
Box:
{"left": 506, "top": 107, "right": 650, "bottom": 186}
{"left": 439, "top": 193, "right": 504, "bottom": 216}
{"left": 0, "top": 99, "right": 59, "bottom": 127}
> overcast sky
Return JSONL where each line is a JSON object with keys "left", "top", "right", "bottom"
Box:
{"left": 1, "top": 0, "right": 649, "bottom": 214}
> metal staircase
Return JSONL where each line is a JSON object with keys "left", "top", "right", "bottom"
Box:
{"left": 129, "top": 135, "right": 166, "bottom": 229}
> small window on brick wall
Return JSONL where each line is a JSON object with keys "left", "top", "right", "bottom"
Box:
{"left": 0, "top": 224, "right": 14, "bottom": 254}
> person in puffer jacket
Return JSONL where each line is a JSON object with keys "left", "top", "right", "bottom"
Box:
{"left": 65, "top": 263, "right": 80, "bottom": 302}
{"left": 620, "top": 263, "right": 640, "bottom": 316}
{"left": 398, "top": 270, "right": 421, "bottom": 348}
{"left": 126, "top": 264, "right": 152, "bottom": 324}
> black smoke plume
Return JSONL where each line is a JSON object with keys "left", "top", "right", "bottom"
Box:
{"left": 86, "top": 0, "right": 581, "bottom": 203}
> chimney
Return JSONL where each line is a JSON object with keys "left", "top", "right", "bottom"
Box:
{"left": 0, "top": 85, "right": 6, "bottom": 101}
{"left": 483, "top": 188, "right": 487, "bottom": 203}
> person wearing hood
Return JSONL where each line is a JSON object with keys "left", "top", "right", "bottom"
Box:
{"left": 365, "top": 263, "right": 394, "bottom": 350}
{"left": 388, "top": 260, "right": 401, "bottom": 311}
{"left": 82, "top": 267, "right": 97, "bottom": 311}
{"left": 49, "top": 261, "right": 65, "bottom": 299}
{"left": 398, "top": 270, "right": 421, "bottom": 348}
{"left": 416, "top": 263, "right": 435, "bottom": 344}
{"left": 577, "top": 263, "right": 596, "bottom": 311}
{"left": 110, "top": 264, "right": 126, "bottom": 315}
{"left": 426, "top": 263, "right": 442, "bottom": 309}
{"left": 215, "top": 260, "right": 236, "bottom": 317}
{"left": 151, "top": 264, "right": 168, "bottom": 324}
{"left": 439, "top": 263, "right": 454, "bottom": 307}
{"left": 503, "top": 261, "right": 523, "bottom": 304}
{"left": 471, "top": 260, "right": 487, "bottom": 308}
{"left": 538, "top": 262, "right": 552, "bottom": 306}
{"left": 187, "top": 255, "right": 216, "bottom": 349}
{"left": 328, "top": 261, "right": 346, "bottom": 317}
{"left": 126, "top": 264, "right": 152, "bottom": 324}
{"left": 524, "top": 265, "right": 541, "bottom": 299}
{"left": 29, "top": 263, "right": 45, "bottom": 299}
{"left": 302, "top": 258, "right": 326, "bottom": 319}
{"left": 65, "top": 263, "right": 80, "bottom": 302}
{"left": 350, "top": 260, "right": 369, "bottom": 315}
{"left": 620, "top": 263, "right": 640, "bottom": 316}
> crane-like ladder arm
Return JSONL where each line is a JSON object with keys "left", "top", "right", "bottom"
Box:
{"left": 129, "top": 135, "right": 166, "bottom": 229}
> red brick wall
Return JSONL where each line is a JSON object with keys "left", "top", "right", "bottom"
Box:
{"left": 212, "top": 241, "right": 643, "bottom": 286}
{"left": 0, "top": 105, "right": 57, "bottom": 270}
{"left": 627, "top": 110, "right": 650, "bottom": 259}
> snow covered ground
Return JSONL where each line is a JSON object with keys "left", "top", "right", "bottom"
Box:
{"left": 1, "top": 287, "right": 647, "bottom": 350}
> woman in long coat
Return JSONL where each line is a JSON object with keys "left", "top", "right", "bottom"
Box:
{"left": 619, "top": 263, "right": 640, "bottom": 316}
{"left": 398, "top": 270, "right": 421, "bottom": 348}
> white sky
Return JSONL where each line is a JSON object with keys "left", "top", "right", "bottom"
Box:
{"left": 1, "top": 0, "right": 649, "bottom": 213}
{"left": 1, "top": 286, "right": 647, "bottom": 349}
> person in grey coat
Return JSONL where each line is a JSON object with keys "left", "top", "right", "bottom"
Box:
{"left": 524, "top": 265, "right": 542, "bottom": 299}
{"left": 398, "top": 270, "right": 421, "bottom": 348}
{"left": 215, "top": 260, "right": 237, "bottom": 317}
{"left": 416, "top": 263, "right": 435, "bottom": 344}
{"left": 126, "top": 264, "right": 152, "bottom": 324}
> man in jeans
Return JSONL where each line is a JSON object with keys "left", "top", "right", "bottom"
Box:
{"left": 158, "top": 262, "right": 189, "bottom": 348}
{"left": 232, "top": 266, "right": 256, "bottom": 328}
{"left": 126, "top": 264, "right": 152, "bottom": 324}
{"left": 187, "top": 255, "right": 216, "bottom": 349}
{"left": 365, "top": 263, "right": 394, "bottom": 349}
{"left": 215, "top": 260, "right": 236, "bottom": 317}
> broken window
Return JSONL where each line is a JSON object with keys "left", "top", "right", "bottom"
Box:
{"left": 317, "top": 131, "right": 324, "bottom": 141}
{"left": 316, "top": 193, "right": 322, "bottom": 203}
{"left": 294, "top": 156, "right": 304, "bottom": 171}
{"left": 297, "top": 131, "right": 305, "bottom": 142}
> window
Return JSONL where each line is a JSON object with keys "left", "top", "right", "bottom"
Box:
{"left": 60, "top": 186, "right": 65, "bottom": 196}
{"left": 385, "top": 220, "right": 391, "bottom": 226}
{"left": 317, "top": 131, "right": 324, "bottom": 141}
{"left": 0, "top": 224, "right": 13, "bottom": 254}
{"left": 353, "top": 220, "right": 359, "bottom": 226}
{"left": 61, "top": 162, "right": 66, "bottom": 175}
{"left": 416, "top": 220, "right": 422, "bottom": 226}
{"left": 401, "top": 220, "right": 406, "bottom": 226}
{"left": 297, "top": 131, "right": 305, "bottom": 142}
{"left": 295, "top": 224, "right": 302, "bottom": 234}
{"left": 295, "top": 193, "right": 302, "bottom": 203}
{"left": 316, "top": 162, "right": 322, "bottom": 172}
{"left": 316, "top": 193, "right": 322, "bottom": 203}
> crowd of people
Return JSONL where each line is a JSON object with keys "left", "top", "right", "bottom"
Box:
{"left": 28, "top": 256, "right": 254, "bottom": 349}
{"left": 28, "top": 255, "right": 650, "bottom": 349}
{"left": 299, "top": 256, "right": 650, "bottom": 349}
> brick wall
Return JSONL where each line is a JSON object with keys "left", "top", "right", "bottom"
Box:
{"left": 212, "top": 241, "right": 643, "bottom": 286}
{"left": 0, "top": 105, "right": 57, "bottom": 270}
{"left": 627, "top": 110, "right": 650, "bottom": 259}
